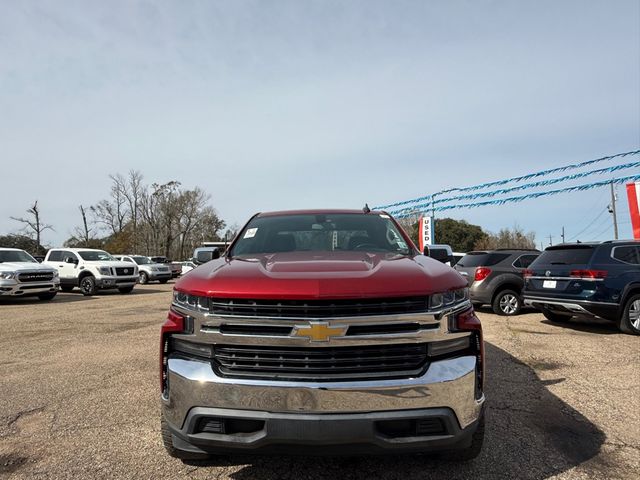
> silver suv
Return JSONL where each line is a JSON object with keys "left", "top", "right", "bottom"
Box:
{"left": 114, "top": 255, "right": 172, "bottom": 284}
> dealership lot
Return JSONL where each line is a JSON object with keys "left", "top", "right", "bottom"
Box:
{"left": 0, "top": 284, "right": 638, "bottom": 480}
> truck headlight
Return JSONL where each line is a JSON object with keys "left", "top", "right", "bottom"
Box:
{"left": 173, "top": 290, "right": 210, "bottom": 311}
{"left": 98, "top": 267, "right": 111, "bottom": 275}
{"left": 430, "top": 288, "right": 469, "bottom": 310}
{"left": 0, "top": 272, "right": 16, "bottom": 280}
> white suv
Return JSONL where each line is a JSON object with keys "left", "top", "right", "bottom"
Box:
{"left": 0, "top": 248, "right": 60, "bottom": 300}
{"left": 43, "top": 248, "right": 138, "bottom": 296}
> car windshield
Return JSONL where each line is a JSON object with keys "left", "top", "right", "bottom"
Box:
{"left": 0, "top": 250, "right": 37, "bottom": 263}
{"left": 230, "top": 213, "right": 412, "bottom": 257}
{"left": 78, "top": 250, "right": 116, "bottom": 261}
{"left": 131, "top": 256, "right": 152, "bottom": 265}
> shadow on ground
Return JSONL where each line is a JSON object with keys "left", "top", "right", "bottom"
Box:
{"left": 188, "top": 343, "right": 607, "bottom": 480}
{"left": 540, "top": 318, "right": 620, "bottom": 335}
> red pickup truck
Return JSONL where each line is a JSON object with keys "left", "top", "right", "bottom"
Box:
{"left": 160, "top": 209, "right": 485, "bottom": 459}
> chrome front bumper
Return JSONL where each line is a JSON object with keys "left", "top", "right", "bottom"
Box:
{"left": 95, "top": 276, "right": 138, "bottom": 288}
{"left": 0, "top": 279, "right": 60, "bottom": 296}
{"left": 162, "top": 354, "right": 484, "bottom": 449}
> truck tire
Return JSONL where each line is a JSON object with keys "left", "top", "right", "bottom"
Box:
{"left": 617, "top": 293, "right": 640, "bottom": 335}
{"left": 457, "top": 414, "right": 485, "bottom": 461}
{"left": 161, "top": 416, "right": 210, "bottom": 461}
{"left": 492, "top": 289, "right": 521, "bottom": 316}
{"left": 119, "top": 286, "right": 134, "bottom": 294}
{"left": 139, "top": 272, "right": 149, "bottom": 284}
{"left": 38, "top": 292, "right": 57, "bottom": 301}
{"left": 79, "top": 276, "right": 96, "bottom": 296}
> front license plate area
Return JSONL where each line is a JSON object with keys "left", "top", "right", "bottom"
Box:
{"left": 543, "top": 280, "right": 557, "bottom": 289}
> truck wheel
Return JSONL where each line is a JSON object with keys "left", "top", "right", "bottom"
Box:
{"left": 79, "top": 276, "right": 96, "bottom": 296}
{"left": 457, "top": 414, "right": 485, "bottom": 461}
{"left": 161, "top": 416, "right": 210, "bottom": 461}
{"left": 542, "top": 309, "right": 571, "bottom": 323}
{"left": 617, "top": 294, "right": 640, "bottom": 335}
{"left": 139, "top": 272, "right": 149, "bottom": 284}
{"left": 38, "top": 292, "right": 57, "bottom": 301}
{"left": 492, "top": 290, "right": 521, "bottom": 316}
{"left": 60, "top": 285, "right": 74, "bottom": 293}
{"left": 119, "top": 286, "right": 134, "bottom": 294}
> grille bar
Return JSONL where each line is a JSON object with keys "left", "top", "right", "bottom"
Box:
{"left": 212, "top": 344, "right": 428, "bottom": 381}
{"left": 210, "top": 297, "right": 429, "bottom": 318}
{"left": 17, "top": 272, "right": 54, "bottom": 283}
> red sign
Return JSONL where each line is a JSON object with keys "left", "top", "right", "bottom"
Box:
{"left": 627, "top": 182, "right": 640, "bottom": 239}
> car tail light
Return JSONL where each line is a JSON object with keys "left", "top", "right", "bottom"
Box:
{"left": 474, "top": 267, "right": 492, "bottom": 282}
{"left": 522, "top": 269, "right": 533, "bottom": 278}
{"left": 570, "top": 269, "right": 608, "bottom": 279}
{"left": 160, "top": 310, "right": 185, "bottom": 393}
{"left": 455, "top": 308, "right": 484, "bottom": 399}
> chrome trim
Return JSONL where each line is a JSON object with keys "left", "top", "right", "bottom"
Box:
{"left": 163, "top": 355, "right": 484, "bottom": 429}
{"left": 523, "top": 295, "right": 617, "bottom": 306}
{"left": 527, "top": 276, "right": 604, "bottom": 281}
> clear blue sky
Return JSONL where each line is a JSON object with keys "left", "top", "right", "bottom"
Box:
{"left": 1, "top": 0, "right": 638, "bottom": 248}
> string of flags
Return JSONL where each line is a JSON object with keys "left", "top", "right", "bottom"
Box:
{"left": 375, "top": 149, "right": 640, "bottom": 212}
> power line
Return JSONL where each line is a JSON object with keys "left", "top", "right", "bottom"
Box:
{"left": 568, "top": 207, "right": 608, "bottom": 241}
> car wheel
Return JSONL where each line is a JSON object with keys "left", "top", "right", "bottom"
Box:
{"left": 618, "top": 293, "right": 640, "bottom": 335}
{"left": 60, "top": 285, "right": 74, "bottom": 293}
{"left": 118, "top": 286, "right": 134, "bottom": 294}
{"left": 492, "top": 290, "right": 521, "bottom": 316}
{"left": 139, "top": 272, "right": 149, "bottom": 285}
{"left": 542, "top": 309, "right": 572, "bottom": 323}
{"left": 79, "top": 276, "right": 96, "bottom": 296}
{"left": 38, "top": 292, "right": 57, "bottom": 301}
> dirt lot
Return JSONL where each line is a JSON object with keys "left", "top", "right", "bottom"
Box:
{"left": 0, "top": 283, "right": 638, "bottom": 479}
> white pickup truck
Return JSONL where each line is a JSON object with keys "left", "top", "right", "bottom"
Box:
{"left": 43, "top": 248, "right": 138, "bottom": 296}
{"left": 0, "top": 248, "right": 60, "bottom": 300}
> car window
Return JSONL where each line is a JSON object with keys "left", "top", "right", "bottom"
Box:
{"left": 534, "top": 246, "right": 595, "bottom": 266}
{"left": 513, "top": 254, "right": 538, "bottom": 268}
{"left": 612, "top": 246, "right": 640, "bottom": 265}
{"left": 48, "top": 250, "right": 64, "bottom": 262}
{"left": 64, "top": 252, "right": 78, "bottom": 262}
{"left": 457, "top": 252, "right": 510, "bottom": 267}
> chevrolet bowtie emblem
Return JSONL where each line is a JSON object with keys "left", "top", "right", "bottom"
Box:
{"left": 292, "top": 322, "right": 348, "bottom": 342}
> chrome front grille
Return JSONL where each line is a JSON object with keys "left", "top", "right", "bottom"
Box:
{"left": 209, "top": 296, "right": 430, "bottom": 318}
{"left": 212, "top": 343, "right": 429, "bottom": 381}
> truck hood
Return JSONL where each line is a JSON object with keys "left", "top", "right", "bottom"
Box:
{"left": 0, "top": 262, "right": 57, "bottom": 273}
{"left": 175, "top": 251, "right": 466, "bottom": 299}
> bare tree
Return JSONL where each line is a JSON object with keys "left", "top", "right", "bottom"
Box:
{"left": 72, "top": 205, "right": 95, "bottom": 247}
{"left": 10, "top": 200, "right": 53, "bottom": 251}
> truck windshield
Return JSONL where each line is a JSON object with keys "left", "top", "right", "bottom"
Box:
{"left": 230, "top": 213, "right": 412, "bottom": 256}
{"left": 0, "top": 250, "right": 37, "bottom": 263}
{"left": 78, "top": 250, "right": 116, "bottom": 261}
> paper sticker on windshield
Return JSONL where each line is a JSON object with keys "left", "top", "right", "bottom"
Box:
{"left": 379, "top": 214, "right": 390, "bottom": 218}
{"left": 244, "top": 228, "right": 258, "bottom": 239}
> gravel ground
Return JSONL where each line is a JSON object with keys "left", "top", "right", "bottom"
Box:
{"left": 0, "top": 283, "right": 638, "bottom": 479}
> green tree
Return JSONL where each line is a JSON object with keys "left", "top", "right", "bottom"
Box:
{"left": 474, "top": 225, "right": 536, "bottom": 250}
{"left": 0, "top": 234, "right": 46, "bottom": 256}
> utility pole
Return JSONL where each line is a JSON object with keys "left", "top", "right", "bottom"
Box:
{"left": 548, "top": 235, "right": 553, "bottom": 247}
{"left": 609, "top": 182, "right": 619, "bottom": 240}
{"left": 561, "top": 226, "right": 565, "bottom": 244}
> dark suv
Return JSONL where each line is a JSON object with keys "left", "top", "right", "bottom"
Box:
{"left": 455, "top": 249, "right": 540, "bottom": 316}
{"left": 523, "top": 241, "right": 640, "bottom": 335}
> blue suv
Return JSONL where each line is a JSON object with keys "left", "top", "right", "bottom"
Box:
{"left": 523, "top": 241, "right": 640, "bottom": 335}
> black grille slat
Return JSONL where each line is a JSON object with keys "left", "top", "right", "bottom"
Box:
{"left": 210, "top": 297, "right": 429, "bottom": 318}
{"left": 212, "top": 344, "right": 428, "bottom": 381}
{"left": 115, "top": 267, "right": 135, "bottom": 276}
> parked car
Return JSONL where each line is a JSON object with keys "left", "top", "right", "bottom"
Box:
{"left": 180, "top": 261, "right": 197, "bottom": 275}
{"left": 192, "top": 246, "right": 221, "bottom": 265}
{"left": 455, "top": 249, "right": 540, "bottom": 316}
{"left": 0, "top": 248, "right": 60, "bottom": 300}
{"left": 161, "top": 209, "right": 485, "bottom": 460}
{"left": 114, "top": 255, "right": 172, "bottom": 284}
{"left": 150, "top": 256, "right": 182, "bottom": 278}
{"left": 43, "top": 248, "right": 138, "bottom": 296}
{"left": 523, "top": 240, "right": 640, "bottom": 335}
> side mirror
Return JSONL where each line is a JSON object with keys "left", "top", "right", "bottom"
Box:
{"left": 195, "top": 248, "right": 220, "bottom": 264}
{"left": 64, "top": 256, "right": 78, "bottom": 265}
{"left": 424, "top": 246, "right": 453, "bottom": 264}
